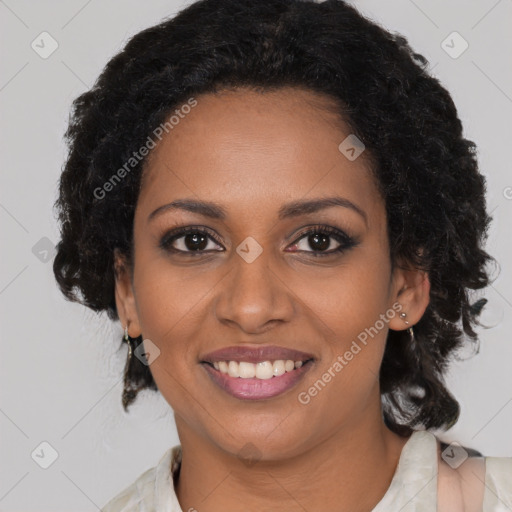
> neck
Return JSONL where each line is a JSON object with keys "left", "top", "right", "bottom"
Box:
{"left": 174, "top": 408, "right": 410, "bottom": 512}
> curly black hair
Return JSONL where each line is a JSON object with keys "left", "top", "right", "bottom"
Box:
{"left": 53, "top": 0, "right": 494, "bottom": 437}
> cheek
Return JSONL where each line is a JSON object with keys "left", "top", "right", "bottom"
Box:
{"left": 295, "top": 255, "right": 392, "bottom": 340}
{"left": 133, "top": 252, "right": 217, "bottom": 333}
{"left": 292, "top": 267, "right": 393, "bottom": 426}
{"left": 131, "top": 256, "right": 223, "bottom": 391}
{"left": 131, "top": 265, "right": 206, "bottom": 411}
{"left": 293, "top": 257, "right": 393, "bottom": 399}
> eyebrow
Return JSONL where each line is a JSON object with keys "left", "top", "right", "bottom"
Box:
{"left": 147, "top": 196, "right": 368, "bottom": 226}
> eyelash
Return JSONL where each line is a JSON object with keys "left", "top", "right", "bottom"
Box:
{"left": 158, "top": 225, "right": 358, "bottom": 258}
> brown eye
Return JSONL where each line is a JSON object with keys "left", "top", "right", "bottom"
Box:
{"left": 287, "top": 226, "right": 358, "bottom": 257}
{"left": 159, "top": 227, "right": 224, "bottom": 254}
{"left": 297, "top": 232, "right": 338, "bottom": 252}
{"left": 180, "top": 232, "right": 209, "bottom": 251}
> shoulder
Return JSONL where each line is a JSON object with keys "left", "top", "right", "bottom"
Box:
{"left": 100, "top": 445, "right": 180, "bottom": 512}
{"left": 101, "top": 465, "right": 158, "bottom": 512}
{"left": 436, "top": 440, "right": 512, "bottom": 512}
{"left": 437, "top": 455, "right": 485, "bottom": 512}
{"left": 483, "top": 455, "right": 512, "bottom": 510}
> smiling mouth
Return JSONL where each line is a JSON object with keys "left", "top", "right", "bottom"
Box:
{"left": 200, "top": 358, "right": 315, "bottom": 400}
{"left": 201, "top": 358, "right": 315, "bottom": 379}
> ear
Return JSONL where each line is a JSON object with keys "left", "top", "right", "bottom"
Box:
{"left": 114, "top": 248, "right": 142, "bottom": 338}
{"left": 387, "top": 257, "right": 431, "bottom": 331}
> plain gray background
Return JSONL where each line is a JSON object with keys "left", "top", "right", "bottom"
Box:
{"left": 1, "top": 0, "right": 511, "bottom": 509}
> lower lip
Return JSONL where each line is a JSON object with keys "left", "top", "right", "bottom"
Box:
{"left": 201, "top": 360, "right": 314, "bottom": 400}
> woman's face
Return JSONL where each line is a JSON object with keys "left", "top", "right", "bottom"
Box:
{"left": 116, "top": 87, "right": 424, "bottom": 460}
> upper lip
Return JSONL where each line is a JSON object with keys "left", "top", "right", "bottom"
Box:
{"left": 200, "top": 345, "right": 315, "bottom": 364}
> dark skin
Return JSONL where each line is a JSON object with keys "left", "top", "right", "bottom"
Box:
{"left": 114, "top": 87, "right": 430, "bottom": 512}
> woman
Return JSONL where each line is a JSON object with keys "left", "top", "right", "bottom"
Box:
{"left": 52, "top": 0, "right": 511, "bottom": 510}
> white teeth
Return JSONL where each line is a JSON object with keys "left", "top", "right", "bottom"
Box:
{"left": 228, "top": 361, "right": 239, "bottom": 377}
{"left": 212, "top": 359, "right": 306, "bottom": 379}
{"left": 255, "top": 361, "right": 273, "bottom": 379}
{"left": 239, "top": 361, "right": 256, "bottom": 378}
{"left": 273, "top": 360, "right": 285, "bottom": 377}
{"left": 284, "top": 360, "right": 295, "bottom": 372}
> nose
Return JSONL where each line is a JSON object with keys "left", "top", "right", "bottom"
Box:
{"left": 214, "top": 250, "right": 295, "bottom": 334}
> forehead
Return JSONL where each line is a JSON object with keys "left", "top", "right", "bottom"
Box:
{"left": 137, "top": 87, "right": 381, "bottom": 223}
